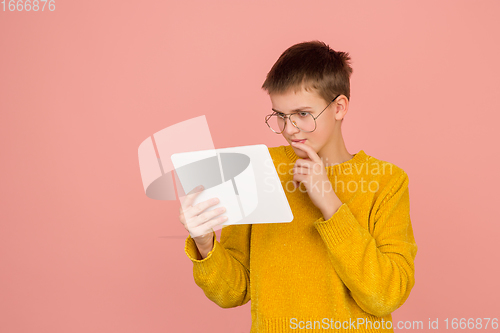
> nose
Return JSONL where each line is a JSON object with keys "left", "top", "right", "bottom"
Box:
{"left": 283, "top": 115, "right": 300, "bottom": 135}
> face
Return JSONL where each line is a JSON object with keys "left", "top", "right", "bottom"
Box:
{"left": 269, "top": 87, "right": 346, "bottom": 160}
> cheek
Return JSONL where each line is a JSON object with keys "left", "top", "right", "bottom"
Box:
{"left": 309, "top": 129, "right": 327, "bottom": 143}
{"left": 314, "top": 122, "right": 335, "bottom": 141}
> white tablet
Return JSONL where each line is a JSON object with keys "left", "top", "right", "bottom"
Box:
{"left": 171, "top": 144, "right": 293, "bottom": 225}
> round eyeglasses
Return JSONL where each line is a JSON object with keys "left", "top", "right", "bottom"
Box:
{"left": 265, "top": 94, "right": 340, "bottom": 134}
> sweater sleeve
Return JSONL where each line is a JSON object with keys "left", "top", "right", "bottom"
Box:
{"left": 313, "top": 170, "right": 417, "bottom": 317}
{"left": 184, "top": 223, "right": 252, "bottom": 308}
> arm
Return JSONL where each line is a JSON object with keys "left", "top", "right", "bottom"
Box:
{"left": 313, "top": 171, "right": 417, "bottom": 317}
{"left": 185, "top": 223, "right": 252, "bottom": 308}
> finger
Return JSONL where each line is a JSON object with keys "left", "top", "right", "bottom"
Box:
{"left": 184, "top": 201, "right": 223, "bottom": 236}
{"left": 291, "top": 141, "right": 322, "bottom": 163}
{"left": 204, "top": 214, "right": 228, "bottom": 229}
{"left": 296, "top": 161, "right": 322, "bottom": 175}
{"left": 293, "top": 174, "right": 304, "bottom": 188}
{"left": 192, "top": 206, "right": 226, "bottom": 228}
{"left": 293, "top": 179, "right": 304, "bottom": 191}
{"left": 294, "top": 159, "right": 314, "bottom": 167}
{"left": 294, "top": 160, "right": 315, "bottom": 176}
{"left": 180, "top": 185, "right": 205, "bottom": 209}
{"left": 190, "top": 215, "right": 228, "bottom": 238}
{"left": 293, "top": 165, "right": 310, "bottom": 175}
{"left": 293, "top": 172, "right": 304, "bottom": 180}
{"left": 184, "top": 196, "right": 220, "bottom": 220}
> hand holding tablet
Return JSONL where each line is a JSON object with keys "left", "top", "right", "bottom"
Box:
{"left": 178, "top": 185, "right": 227, "bottom": 239}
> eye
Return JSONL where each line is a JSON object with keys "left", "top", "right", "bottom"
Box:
{"left": 275, "top": 112, "right": 285, "bottom": 118}
{"left": 297, "top": 112, "right": 310, "bottom": 117}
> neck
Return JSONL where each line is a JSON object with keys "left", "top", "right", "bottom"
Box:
{"left": 318, "top": 124, "right": 353, "bottom": 167}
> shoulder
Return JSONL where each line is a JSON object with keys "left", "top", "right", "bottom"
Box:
{"left": 365, "top": 153, "right": 408, "bottom": 180}
{"left": 364, "top": 152, "right": 409, "bottom": 205}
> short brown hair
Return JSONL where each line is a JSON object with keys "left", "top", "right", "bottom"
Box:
{"left": 261, "top": 40, "right": 353, "bottom": 104}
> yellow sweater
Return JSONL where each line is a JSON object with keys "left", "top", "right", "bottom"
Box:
{"left": 185, "top": 145, "right": 417, "bottom": 332}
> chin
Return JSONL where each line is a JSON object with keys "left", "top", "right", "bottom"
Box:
{"left": 293, "top": 147, "right": 309, "bottom": 157}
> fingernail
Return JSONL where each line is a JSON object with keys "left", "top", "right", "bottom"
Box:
{"left": 198, "top": 185, "right": 204, "bottom": 189}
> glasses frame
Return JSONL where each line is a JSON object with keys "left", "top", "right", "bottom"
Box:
{"left": 265, "top": 94, "right": 341, "bottom": 134}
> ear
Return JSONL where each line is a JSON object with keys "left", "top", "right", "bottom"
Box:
{"left": 333, "top": 95, "right": 349, "bottom": 121}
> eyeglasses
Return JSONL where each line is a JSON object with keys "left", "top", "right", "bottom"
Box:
{"left": 265, "top": 94, "right": 340, "bottom": 134}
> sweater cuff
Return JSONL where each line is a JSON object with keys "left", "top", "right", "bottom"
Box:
{"left": 313, "top": 203, "right": 358, "bottom": 247}
{"left": 185, "top": 232, "right": 231, "bottom": 279}
{"left": 184, "top": 232, "right": 217, "bottom": 262}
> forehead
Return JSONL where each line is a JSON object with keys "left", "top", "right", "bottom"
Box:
{"left": 269, "top": 86, "right": 324, "bottom": 113}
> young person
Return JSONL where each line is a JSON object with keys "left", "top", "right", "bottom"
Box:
{"left": 179, "top": 40, "right": 417, "bottom": 332}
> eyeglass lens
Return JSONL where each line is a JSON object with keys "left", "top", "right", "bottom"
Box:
{"left": 267, "top": 113, "right": 316, "bottom": 133}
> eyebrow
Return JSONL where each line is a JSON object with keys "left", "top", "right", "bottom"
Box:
{"left": 271, "top": 106, "right": 313, "bottom": 114}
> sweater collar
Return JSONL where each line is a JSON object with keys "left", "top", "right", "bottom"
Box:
{"left": 283, "top": 144, "right": 370, "bottom": 176}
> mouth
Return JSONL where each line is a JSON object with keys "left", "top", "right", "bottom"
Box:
{"left": 291, "top": 139, "right": 307, "bottom": 144}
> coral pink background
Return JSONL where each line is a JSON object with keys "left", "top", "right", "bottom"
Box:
{"left": 1, "top": 1, "right": 499, "bottom": 332}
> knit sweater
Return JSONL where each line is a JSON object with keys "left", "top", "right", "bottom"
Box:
{"left": 184, "top": 145, "right": 417, "bottom": 332}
